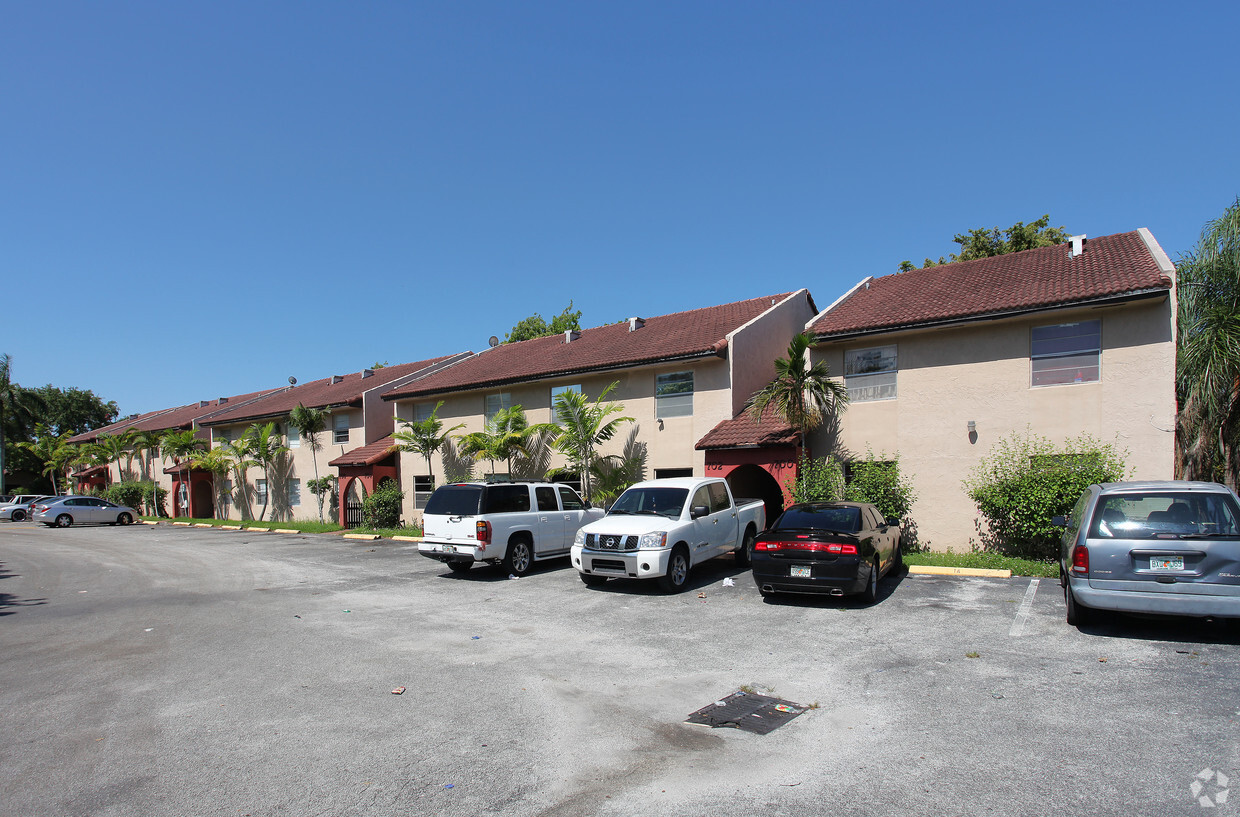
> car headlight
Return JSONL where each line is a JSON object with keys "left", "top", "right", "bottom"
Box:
{"left": 638, "top": 531, "right": 668, "bottom": 550}
{"left": 573, "top": 528, "right": 586, "bottom": 547}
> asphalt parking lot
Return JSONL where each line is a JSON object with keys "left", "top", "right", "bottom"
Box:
{"left": 1, "top": 521, "right": 1237, "bottom": 817}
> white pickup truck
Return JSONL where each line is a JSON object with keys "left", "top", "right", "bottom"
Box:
{"left": 571, "top": 477, "right": 766, "bottom": 592}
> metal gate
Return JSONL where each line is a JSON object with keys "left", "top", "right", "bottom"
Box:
{"left": 345, "top": 498, "right": 364, "bottom": 529}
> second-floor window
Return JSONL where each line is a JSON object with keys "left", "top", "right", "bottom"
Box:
{"left": 1031, "top": 320, "right": 1101, "bottom": 386}
{"left": 655, "top": 371, "right": 693, "bottom": 418}
{"left": 551, "top": 384, "right": 581, "bottom": 421}
{"left": 485, "top": 392, "right": 512, "bottom": 419}
{"left": 333, "top": 414, "right": 349, "bottom": 444}
{"left": 845, "top": 345, "right": 897, "bottom": 402}
{"left": 287, "top": 425, "right": 300, "bottom": 448}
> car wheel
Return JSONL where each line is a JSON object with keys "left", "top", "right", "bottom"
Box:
{"left": 1065, "top": 582, "right": 1093, "bottom": 627}
{"left": 892, "top": 539, "right": 904, "bottom": 575}
{"left": 55, "top": 514, "right": 73, "bottom": 528}
{"left": 447, "top": 560, "right": 472, "bottom": 573}
{"left": 579, "top": 572, "right": 608, "bottom": 587}
{"left": 503, "top": 537, "right": 533, "bottom": 577}
{"left": 734, "top": 528, "right": 756, "bottom": 568}
{"left": 12, "top": 510, "right": 25, "bottom": 522}
{"left": 861, "top": 558, "right": 879, "bottom": 603}
{"left": 658, "top": 545, "right": 691, "bottom": 593}
{"left": 118, "top": 513, "right": 133, "bottom": 526}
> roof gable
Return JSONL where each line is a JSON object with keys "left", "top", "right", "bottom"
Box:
{"left": 809, "top": 231, "right": 1173, "bottom": 339}
{"left": 384, "top": 293, "right": 795, "bottom": 401}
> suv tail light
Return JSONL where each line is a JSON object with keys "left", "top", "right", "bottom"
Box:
{"left": 1070, "top": 543, "right": 1089, "bottom": 575}
{"left": 476, "top": 520, "right": 491, "bottom": 551}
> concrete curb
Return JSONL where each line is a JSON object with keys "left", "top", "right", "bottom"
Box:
{"left": 273, "top": 529, "right": 299, "bottom": 534}
{"left": 344, "top": 533, "right": 380, "bottom": 541}
{"left": 391, "top": 535, "right": 422, "bottom": 543}
{"left": 908, "top": 564, "right": 1012, "bottom": 578}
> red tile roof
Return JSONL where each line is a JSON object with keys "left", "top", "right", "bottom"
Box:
{"left": 809, "top": 231, "right": 1173, "bottom": 339}
{"left": 67, "top": 389, "right": 281, "bottom": 444}
{"left": 328, "top": 435, "right": 399, "bottom": 467}
{"left": 383, "top": 293, "right": 797, "bottom": 400}
{"left": 695, "top": 404, "right": 799, "bottom": 450}
{"left": 201, "top": 356, "right": 462, "bottom": 427}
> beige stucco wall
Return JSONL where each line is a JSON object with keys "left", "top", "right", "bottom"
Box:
{"left": 727, "top": 289, "right": 818, "bottom": 417}
{"left": 810, "top": 298, "right": 1176, "bottom": 551}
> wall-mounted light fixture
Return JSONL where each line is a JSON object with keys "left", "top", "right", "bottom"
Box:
{"left": 967, "top": 420, "right": 976, "bottom": 433}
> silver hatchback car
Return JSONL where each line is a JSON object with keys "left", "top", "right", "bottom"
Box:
{"left": 33, "top": 496, "right": 139, "bottom": 528}
{"left": 1056, "top": 481, "right": 1240, "bottom": 627}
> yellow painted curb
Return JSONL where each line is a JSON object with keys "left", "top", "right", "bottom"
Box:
{"left": 220, "top": 525, "right": 242, "bottom": 530}
{"left": 141, "top": 520, "right": 159, "bottom": 525}
{"left": 274, "top": 528, "right": 299, "bottom": 534}
{"left": 172, "top": 521, "right": 191, "bottom": 527}
{"left": 908, "top": 564, "right": 1012, "bottom": 578}
{"left": 344, "top": 533, "right": 380, "bottom": 541}
{"left": 240, "top": 526, "right": 270, "bottom": 532}
{"left": 193, "top": 523, "right": 213, "bottom": 528}
{"left": 391, "top": 535, "right": 423, "bottom": 543}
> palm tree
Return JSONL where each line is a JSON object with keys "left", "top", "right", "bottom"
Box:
{"left": 745, "top": 332, "right": 850, "bottom": 458}
{"left": 549, "top": 382, "right": 634, "bottom": 503}
{"left": 457, "top": 406, "right": 552, "bottom": 479}
{"left": 95, "top": 430, "right": 137, "bottom": 483}
{"left": 161, "top": 429, "right": 206, "bottom": 517}
{"left": 0, "top": 353, "right": 47, "bottom": 495}
{"left": 588, "top": 425, "right": 647, "bottom": 508}
{"left": 288, "top": 403, "right": 329, "bottom": 522}
{"left": 393, "top": 401, "right": 465, "bottom": 491}
{"left": 243, "top": 421, "right": 289, "bottom": 521}
{"left": 219, "top": 436, "right": 258, "bottom": 520}
{"left": 191, "top": 446, "right": 234, "bottom": 520}
{"left": 17, "top": 424, "right": 75, "bottom": 495}
{"left": 1177, "top": 197, "right": 1240, "bottom": 486}
{"left": 131, "top": 429, "right": 165, "bottom": 514}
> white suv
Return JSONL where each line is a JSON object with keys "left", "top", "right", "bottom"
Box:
{"left": 419, "top": 482, "right": 604, "bottom": 576}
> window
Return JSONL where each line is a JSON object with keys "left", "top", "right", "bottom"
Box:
{"left": 558, "top": 486, "right": 585, "bottom": 511}
{"left": 655, "top": 468, "right": 694, "bottom": 479}
{"left": 333, "top": 414, "right": 349, "bottom": 444}
{"left": 255, "top": 479, "right": 268, "bottom": 505}
{"left": 287, "top": 425, "right": 300, "bottom": 448}
{"left": 288, "top": 478, "right": 301, "bottom": 507}
{"left": 1031, "top": 320, "right": 1101, "bottom": 386}
{"left": 216, "top": 428, "right": 230, "bottom": 447}
{"left": 844, "top": 345, "right": 897, "bottom": 402}
{"left": 551, "top": 384, "right": 581, "bottom": 421}
{"left": 536, "top": 486, "right": 559, "bottom": 512}
{"left": 481, "top": 484, "right": 531, "bottom": 514}
{"left": 485, "top": 392, "right": 512, "bottom": 419}
{"left": 551, "top": 471, "right": 582, "bottom": 494}
{"left": 655, "top": 371, "right": 693, "bottom": 418}
{"left": 414, "top": 403, "right": 436, "bottom": 423}
{"left": 707, "top": 481, "right": 731, "bottom": 513}
{"left": 414, "top": 476, "right": 435, "bottom": 510}
{"left": 691, "top": 486, "right": 712, "bottom": 513}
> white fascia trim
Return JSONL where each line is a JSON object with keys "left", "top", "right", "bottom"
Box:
{"left": 1137, "top": 227, "right": 1176, "bottom": 278}
{"left": 806, "top": 277, "right": 873, "bottom": 331}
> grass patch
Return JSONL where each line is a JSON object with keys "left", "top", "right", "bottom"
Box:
{"left": 904, "top": 551, "right": 1059, "bottom": 578}
{"left": 141, "top": 517, "right": 344, "bottom": 534}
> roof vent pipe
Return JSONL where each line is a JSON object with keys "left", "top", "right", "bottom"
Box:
{"left": 218, "top": 397, "right": 228, "bottom": 404}
{"left": 628, "top": 317, "right": 645, "bottom": 332}
{"left": 331, "top": 375, "right": 345, "bottom": 384}
{"left": 199, "top": 400, "right": 210, "bottom": 408}
{"left": 362, "top": 369, "right": 374, "bottom": 379}
{"left": 1069, "top": 234, "right": 1087, "bottom": 258}
{"left": 564, "top": 329, "right": 582, "bottom": 343}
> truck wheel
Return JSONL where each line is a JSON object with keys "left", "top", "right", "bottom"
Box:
{"left": 734, "top": 527, "right": 756, "bottom": 567}
{"left": 658, "top": 546, "right": 691, "bottom": 593}
{"left": 503, "top": 536, "right": 533, "bottom": 577}
{"left": 579, "top": 572, "right": 607, "bottom": 587}
{"left": 447, "top": 560, "right": 472, "bottom": 573}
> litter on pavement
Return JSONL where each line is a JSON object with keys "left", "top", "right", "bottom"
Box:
{"left": 685, "top": 690, "right": 808, "bottom": 735}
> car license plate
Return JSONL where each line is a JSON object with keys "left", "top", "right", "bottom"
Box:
{"left": 443, "top": 545, "right": 456, "bottom": 554}
{"left": 1150, "top": 556, "right": 1183, "bottom": 571}
{"left": 791, "top": 566, "right": 811, "bottom": 578}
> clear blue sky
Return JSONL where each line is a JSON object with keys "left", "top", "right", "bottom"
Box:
{"left": 4, "top": 1, "right": 1237, "bottom": 417}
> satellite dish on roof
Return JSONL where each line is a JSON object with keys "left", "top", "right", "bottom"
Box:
{"left": 488, "top": 336, "right": 499, "bottom": 348}
{"left": 288, "top": 376, "right": 297, "bottom": 385}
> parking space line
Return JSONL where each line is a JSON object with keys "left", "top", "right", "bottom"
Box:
{"left": 1008, "top": 578, "right": 1040, "bottom": 637}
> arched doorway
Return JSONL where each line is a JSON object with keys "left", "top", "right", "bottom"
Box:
{"left": 344, "top": 478, "right": 368, "bottom": 529}
{"left": 725, "top": 463, "right": 785, "bottom": 528}
{"left": 192, "top": 478, "right": 214, "bottom": 519}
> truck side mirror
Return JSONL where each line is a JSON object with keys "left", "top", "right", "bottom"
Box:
{"left": 690, "top": 505, "right": 710, "bottom": 519}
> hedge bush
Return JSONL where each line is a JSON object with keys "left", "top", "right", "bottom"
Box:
{"left": 786, "top": 456, "right": 845, "bottom": 504}
{"left": 844, "top": 451, "right": 917, "bottom": 522}
{"left": 363, "top": 480, "right": 404, "bottom": 529}
{"left": 964, "top": 430, "right": 1128, "bottom": 560}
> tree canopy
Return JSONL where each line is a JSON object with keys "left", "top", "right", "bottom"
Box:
{"left": 504, "top": 302, "right": 583, "bottom": 343}
{"left": 899, "top": 215, "right": 1071, "bottom": 272}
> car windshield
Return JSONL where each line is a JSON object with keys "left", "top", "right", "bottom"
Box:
{"left": 1089, "top": 492, "right": 1240, "bottom": 539}
{"left": 424, "top": 485, "right": 483, "bottom": 516}
{"left": 773, "top": 506, "right": 862, "bottom": 533}
{"left": 610, "top": 487, "right": 688, "bottom": 518}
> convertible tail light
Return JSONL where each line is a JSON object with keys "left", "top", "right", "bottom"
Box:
{"left": 475, "top": 520, "right": 491, "bottom": 550}
{"left": 754, "top": 539, "right": 858, "bottom": 554}
{"left": 1070, "top": 543, "right": 1089, "bottom": 575}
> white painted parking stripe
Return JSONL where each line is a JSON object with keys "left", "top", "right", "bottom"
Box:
{"left": 1009, "top": 578, "right": 1040, "bottom": 637}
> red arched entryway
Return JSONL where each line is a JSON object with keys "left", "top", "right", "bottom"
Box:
{"left": 696, "top": 405, "right": 802, "bottom": 526}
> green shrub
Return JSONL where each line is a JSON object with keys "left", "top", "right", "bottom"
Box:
{"left": 844, "top": 451, "right": 917, "bottom": 521}
{"left": 363, "top": 479, "right": 404, "bottom": 529}
{"left": 964, "top": 429, "right": 1128, "bottom": 560}
{"left": 104, "top": 481, "right": 147, "bottom": 510}
{"left": 786, "top": 456, "right": 845, "bottom": 504}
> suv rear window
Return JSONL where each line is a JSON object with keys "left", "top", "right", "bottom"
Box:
{"left": 482, "top": 485, "right": 531, "bottom": 514}
{"left": 424, "top": 485, "right": 483, "bottom": 516}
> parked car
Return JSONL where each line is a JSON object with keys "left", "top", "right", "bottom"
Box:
{"left": 571, "top": 477, "right": 766, "bottom": 592}
{"left": 419, "top": 481, "right": 604, "bottom": 576}
{"left": 33, "top": 496, "right": 138, "bottom": 527}
{"left": 750, "top": 501, "right": 902, "bottom": 601}
{"left": 0, "top": 495, "right": 52, "bottom": 522}
{"left": 1056, "top": 481, "right": 1240, "bottom": 627}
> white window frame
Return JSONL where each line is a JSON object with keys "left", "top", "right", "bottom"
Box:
{"left": 414, "top": 475, "right": 435, "bottom": 510}
{"left": 287, "top": 425, "right": 300, "bottom": 448}
{"left": 255, "top": 479, "right": 268, "bottom": 505}
{"left": 844, "top": 345, "right": 898, "bottom": 402}
{"left": 287, "top": 478, "right": 301, "bottom": 507}
{"left": 1031, "top": 319, "right": 1101, "bottom": 387}
{"left": 551, "top": 384, "right": 581, "bottom": 422}
{"left": 414, "top": 403, "right": 436, "bottom": 423}
{"left": 485, "top": 392, "right": 512, "bottom": 420}
{"left": 333, "top": 413, "right": 349, "bottom": 444}
{"left": 655, "top": 371, "right": 693, "bottom": 418}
